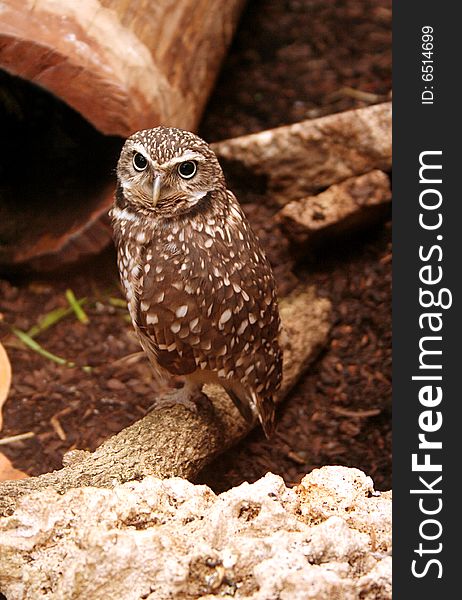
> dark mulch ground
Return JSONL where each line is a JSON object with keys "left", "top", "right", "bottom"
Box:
{"left": 200, "top": 0, "right": 392, "bottom": 140}
{"left": 0, "top": 0, "right": 392, "bottom": 490}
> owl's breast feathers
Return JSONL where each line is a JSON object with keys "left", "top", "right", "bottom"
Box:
{"left": 112, "top": 189, "right": 282, "bottom": 403}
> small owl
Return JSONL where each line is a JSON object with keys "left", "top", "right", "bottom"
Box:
{"left": 111, "top": 126, "right": 282, "bottom": 437}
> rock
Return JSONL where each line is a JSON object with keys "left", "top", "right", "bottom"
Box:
{"left": 296, "top": 466, "right": 392, "bottom": 554}
{"left": 0, "top": 466, "right": 392, "bottom": 599}
{"left": 212, "top": 102, "right": 392, "bottom": 206}
{"left": 357, "top": 557, "right": 393, "bottom": 600}
{"left": 277, "top": 170, "right": 392, "bottom": 247}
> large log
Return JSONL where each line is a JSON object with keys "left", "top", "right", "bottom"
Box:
{"left": 0, "top": 0, "right": 246, "bottom": 136}
{"left": 0, "top": 0, "right": 246, "bottom": 271}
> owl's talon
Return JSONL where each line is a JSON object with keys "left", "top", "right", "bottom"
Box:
{"left": 146, "top": 385, "right": 201, "bottom": 414}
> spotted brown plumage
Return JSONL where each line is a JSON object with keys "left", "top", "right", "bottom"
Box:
{"left": 111, "top": 126, "right": 282, "bottom": 437}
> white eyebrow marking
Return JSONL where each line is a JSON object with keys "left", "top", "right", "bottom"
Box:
{"left": 132, "top": 142, "right": 150, "bottom": 158}
{"left": 163, "top": 152, "right": 205, "bottom": 168}
{"left": 131, "top": 143, "right": 159, "bottom": 168}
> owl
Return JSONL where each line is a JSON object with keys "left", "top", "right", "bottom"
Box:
{"left": 111, "top": 126, "right": 282, "bottom": 438}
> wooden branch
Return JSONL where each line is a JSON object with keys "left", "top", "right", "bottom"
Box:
{"left": 277, "top": 170, "right": 392, "bottom": 247}
{"left": 0, "top": 0, "right": 246, "bottom": 136}
{"left": 0, "top": 286, "right": 331, "bottom": 516}
{"left": 212, "top": 102, "right": 392, "bottom": 205}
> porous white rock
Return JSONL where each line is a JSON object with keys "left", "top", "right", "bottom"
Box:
{"left": 0, "top": 466, "right": 391, "bottom": 599}
{"left": 297, "top": 466, "right": 392, "bottom": 553}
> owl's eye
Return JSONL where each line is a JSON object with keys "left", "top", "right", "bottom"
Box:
{"left": 178, "top": 160, "right": 197, "bottom": 179}
{"left": 133, "top": 153, "right": 148, "bottom": 171}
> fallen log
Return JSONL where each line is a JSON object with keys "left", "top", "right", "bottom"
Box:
{"left": 277, "top": 170, "right": 392, "bottom": 247}
{"left": 0, "top": 0, "right": 246, "bottom": 136}
{"left": 0, "top": 285, "right": 331, "bottom": 516}
{"left": 0, "top": 0, "right": 245, "bottom": 272}
{"left": 212, "top": 102, "right": 392, "bottom": 206}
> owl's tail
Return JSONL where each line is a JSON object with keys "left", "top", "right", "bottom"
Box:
{"left": 224, "top": 384, "right": 276, "bottom": 439}
{"left": 254, "top": 392, "right": 276, "bottom": 439}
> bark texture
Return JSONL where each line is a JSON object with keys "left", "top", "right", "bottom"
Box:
{"left": 212, "top": 102, "right": 392, "bottom": 206}
{"left": 0, "top": 0, "right": 245, "bottom": 135}
{"left": 277, "top": 170, "right": 392, "bottom": 247}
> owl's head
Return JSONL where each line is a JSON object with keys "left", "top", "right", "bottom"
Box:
{"left": 116, "top": 126, "right": 225, "bottom": 217}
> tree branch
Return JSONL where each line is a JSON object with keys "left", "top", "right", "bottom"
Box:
{"left": 0, "top": 286, "right": 331, "bottom": 516}
{"left": 276, "top": 170, "right": 392, "bottom": 247}
{"left": 212, "top": 102, "right": 392, "bottom": 205}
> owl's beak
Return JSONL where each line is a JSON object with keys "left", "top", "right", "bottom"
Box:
{"left": 152, "top": 175, "right": 162, "bottom": 207}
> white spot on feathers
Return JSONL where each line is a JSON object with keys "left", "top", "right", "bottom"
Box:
{"left": 170, "top": 322, "right": 181, "bottom": 334}
{"left": 190, "top": 317, "right": 199, "bottom": 331}
{"left": 146, "top": 313, "right": 158, "bottom": 325}
{"left": 237, "top": 320, "right": 248, "bottom": 335}
{"left": 176, "top": 305, "right": 188, "bottom": 318}
{"left": 219, "top": 309, "right": 232, "bottom": 326}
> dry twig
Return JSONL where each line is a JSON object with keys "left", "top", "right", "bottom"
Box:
{"left": 0, "top": 432, "right": 35, "bottom": 446}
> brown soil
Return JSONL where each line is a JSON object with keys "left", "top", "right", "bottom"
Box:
{"left": 0, "top": 0, "right": 392, "bottom": 490}
{"left": 200, "top": 0, "right": 392, "bottom": 140}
